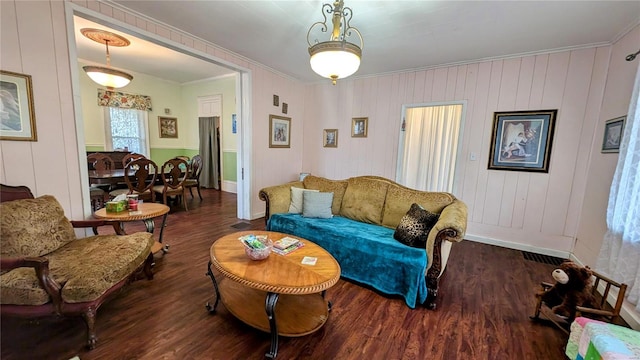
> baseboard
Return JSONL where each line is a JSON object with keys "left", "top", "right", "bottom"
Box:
{"left": 252, "top": 211, "right": 266, "bottom": 221}
{"left": 464, "top": 234, "right": 571, "bottom": 259}
{"left": 222, "top": 180, "right": 237, "bottom": 194}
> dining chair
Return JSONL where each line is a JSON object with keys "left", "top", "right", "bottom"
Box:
{"left": 174, "top": 155, "right": 190, "bottom": 162}
{"left": 121, "top": 153, "right": 146, "bottom": 168}
{"left": 87, "top": 153, "right": 115, "bottom": 171}
{"left": 184, "top": 154, "right": 203, "bottom": 200}
{"left": 109, "top": 158, "right": 158, "bottom": 202}
{"left": 153, "top": 158, "right": 189, "bottom": 211}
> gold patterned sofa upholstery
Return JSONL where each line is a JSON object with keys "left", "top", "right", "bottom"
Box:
{"left": 0, "top": 184, "right": 154, "bottom": 349}
{"left": 259, "top": 175, "right": 467, "bottom": 309}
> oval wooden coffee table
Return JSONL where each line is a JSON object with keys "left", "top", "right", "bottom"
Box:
{"left": 93, "top": 202, "right": 170, "bottom": 254}
{"left": 206, "top": 230, "right": 340, "bottom": 359}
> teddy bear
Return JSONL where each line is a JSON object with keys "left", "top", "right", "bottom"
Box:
{"left": 536, "top": 260, "right": 599, "bottom": 319}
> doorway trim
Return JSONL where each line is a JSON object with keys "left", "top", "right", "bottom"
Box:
{"left": 65, "top": 3, "right": 252, "bottom": 220}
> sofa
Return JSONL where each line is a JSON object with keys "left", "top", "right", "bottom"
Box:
{"left": 0, "top": 184, "right": 155, "bottom": 349}
{"left": 259, "top": 175, "right": 467, "bottom": 309}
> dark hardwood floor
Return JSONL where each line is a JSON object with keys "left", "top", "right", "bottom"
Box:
{"left": 1, "top": 189, "right": 571, "bottom": 359}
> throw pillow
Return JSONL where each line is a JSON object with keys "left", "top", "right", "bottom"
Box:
{"left": 393, "top": 203, "right": 439, "bottom": 248}
{"left": 302, "top": 191, "right": 334, "bottom": 219}
{"left": 288, "top": 187, "right": 319, "bottom": 214}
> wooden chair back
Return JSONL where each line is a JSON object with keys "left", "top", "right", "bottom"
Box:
{"left": 122, "top": 153, "right": 146, "bottom": 168}
{"left": 160, "top": 158, "right": 189, "bottom": 190}
{"left": 124, "top": 158, "right": 158, "bottom": 201}
{"left": 189, "top": 154, "right": 203, "bottom": 180}
{"left": 0, "top": 184, "right": 35, "bottom": 202}
{"left": 88, "top": 153, "right": 115, "bottom": 171}
{"left": 173, "top": 155, "right": 190, "bottom": 162}
{"left": 577, "top": 269, "right": 627, "bottom": 323}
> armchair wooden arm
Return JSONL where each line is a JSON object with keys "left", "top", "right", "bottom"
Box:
{"left": 0, "top": 257, "right": 63, "bottom": 313}
{"left": 71, "top": 219, "right": 120, "bottom": 235}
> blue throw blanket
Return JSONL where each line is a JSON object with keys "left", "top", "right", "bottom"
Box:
{"left": 267, "top": 213, "right": 428, "bottom": 308}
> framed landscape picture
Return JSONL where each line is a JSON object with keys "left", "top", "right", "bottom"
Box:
{"left": 159, "top": 116, "right": 178, "bottom": 138}
{"left": 601, "top": 116, "right": 625, "bottom": 153}
{"left": 269, "top": 114, "right": 291, "bottom": 148}
{"left": 0, "top": 70, "right": 37, "bottom": 141}
{"left": 488, "top": 109, "right": 557, "bottom": 173}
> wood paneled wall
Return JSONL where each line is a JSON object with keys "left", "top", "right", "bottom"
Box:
{"left": 303, "top": 48, "right": 612, "bottom": 255}
{"left": 1, "top": 0, "right": 634, "bottom": 257}
{"left": 0, "top": 0, "right": 304, "bottom": 221}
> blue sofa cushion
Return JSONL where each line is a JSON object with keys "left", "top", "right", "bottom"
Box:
{"left": 267, "top": 213, "right": 428, "bottom": 308}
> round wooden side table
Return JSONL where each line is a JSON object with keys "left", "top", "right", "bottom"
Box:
{"left": 94, "top": 202, "right": 170, "bottom": 254}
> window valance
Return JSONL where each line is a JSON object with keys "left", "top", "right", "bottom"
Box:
{"left": 97, "top": 90, "right": 152, "bottom": 111}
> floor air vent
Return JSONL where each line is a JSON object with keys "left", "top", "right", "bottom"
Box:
{"left": 230, "top": 222, "right": 252, "bottom": 230}
{"left": 522, "top": 251, "right": 566, "bottom": 266}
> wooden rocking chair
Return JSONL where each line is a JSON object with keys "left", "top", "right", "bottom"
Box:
{"left": 531, "top": 268, "right": 628, "bottom": 334}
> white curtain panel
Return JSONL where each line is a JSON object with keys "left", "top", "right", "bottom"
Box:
{"left": 596, "top": 62, "right": 640, "bottom": 311}
{"left": 398, "top": 104, "right": 462, "bottom": 192}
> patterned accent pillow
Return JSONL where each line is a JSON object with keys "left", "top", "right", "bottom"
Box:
{"left": 393, "top": 203, "right": 439, "bottom": 248}
{"left": 302, "top": 191, "right": 334, "bottom": 219}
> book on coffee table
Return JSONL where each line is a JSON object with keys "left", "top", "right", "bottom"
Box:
{"left": 272, "top": 241, "right": 304, "bottom": 255}
{"left": 273, "top": 236, "right": 300, "bottom": 250}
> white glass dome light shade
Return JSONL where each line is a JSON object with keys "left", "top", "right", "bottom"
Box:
{"left": 309, "top": 41, "right": 361, "bottom": 84}
{"left": 83, "top": 66, "right": 133, "bottom": 89}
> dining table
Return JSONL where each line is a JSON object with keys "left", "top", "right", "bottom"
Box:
{"left": 88, "top": 168, "right": 134, "bottom": 188}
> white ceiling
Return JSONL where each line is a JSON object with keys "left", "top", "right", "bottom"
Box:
{"left": 77, "top": 1, "right": 640, "bottom": 84}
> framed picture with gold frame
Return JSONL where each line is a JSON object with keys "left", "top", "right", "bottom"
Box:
{"left": 323, "top": 129, "right": 338, "bottom": 148}
{"left": 351, "top": 117, "right": 368, "bottom": 137}
{"left": 158, "top": 116, "right": 178, "bottom": 138}
{"left": 0, "top": 70, "right": 37, "bottom": 141}
{"left": 269, "top": 114, "right": 291, "bottom": 148}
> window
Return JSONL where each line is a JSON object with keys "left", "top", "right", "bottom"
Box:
{"left": 104, "top": 107, "right": 149, "bottom": 156}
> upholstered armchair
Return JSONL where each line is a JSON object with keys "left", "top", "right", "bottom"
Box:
{"left": 0, "top": 184, "right": 155, "bottom": 349}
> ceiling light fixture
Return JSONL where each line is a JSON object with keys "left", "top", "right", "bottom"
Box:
{"left": 307, "top": 0, "right": 363, "bottom": 85}
{"left": 81, "top": 28, "right": 133, "bottom": 89}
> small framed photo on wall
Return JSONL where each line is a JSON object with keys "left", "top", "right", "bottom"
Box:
{"left": 323, "top": 129, "right": 338, "bottom": 148}
{"left": 159, "top": 116, "right": 178, "bottom": 138}
{"left": 602, "top": 116, "right": 625, "bottom": 153}
{"left": 351, "top": 117, "right": 368, "bottom": 137}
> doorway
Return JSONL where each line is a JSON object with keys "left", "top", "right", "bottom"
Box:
{"left": 396, "top": 102, "right": 466, "bottom": 193}
{"left": 198, "top": 95, "right": 222, "bottom": 190}
{"left": 66, "top": 5, "right": 252, "bottom": 219}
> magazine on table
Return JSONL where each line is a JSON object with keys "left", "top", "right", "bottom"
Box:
{"left": 272, "top": 241, "right": 304, "bottom": 255}
{"left": 273, "top": 236, "right": 300, "bottom": 250}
